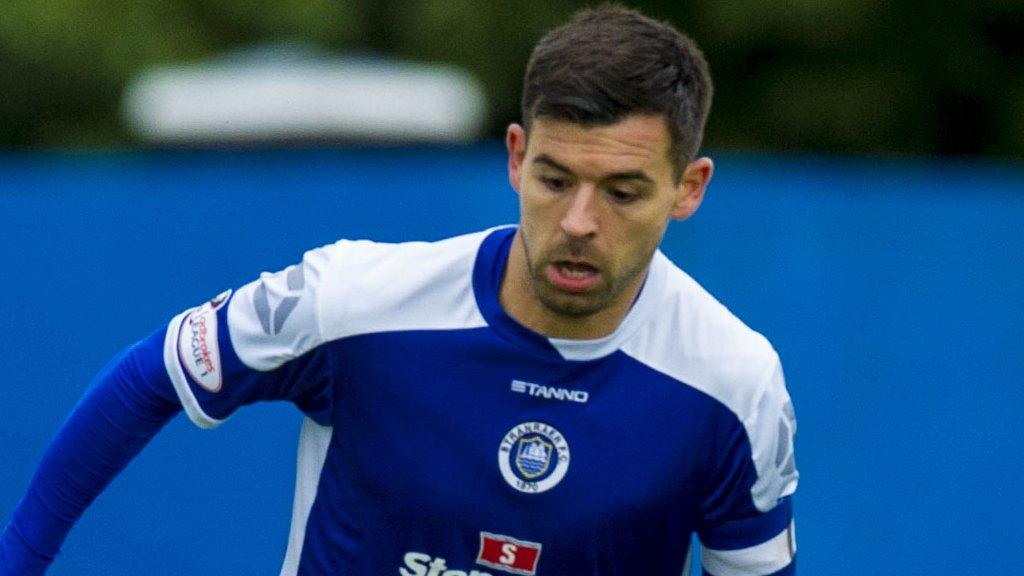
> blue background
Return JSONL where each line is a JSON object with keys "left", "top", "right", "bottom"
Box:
{"left": 1, "top": 147, "right": 1022, "bottom": 575}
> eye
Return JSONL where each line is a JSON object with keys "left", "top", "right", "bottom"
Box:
{"left": 539, "top": 175, "right": 570, "bottom": 192}
{"left": 609, "top": 188, "right": 640, "bottom": 204}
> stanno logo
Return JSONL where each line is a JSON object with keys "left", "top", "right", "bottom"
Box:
{"left": 510, "top": 380, "right": 588, "bottom": 403}
{"left": 477, "top": 532, "right": 542, "bottom": 576}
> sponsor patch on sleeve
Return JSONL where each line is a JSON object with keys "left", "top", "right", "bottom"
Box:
{"left": 177, "top": 289, "right": 231, "bottom": 393}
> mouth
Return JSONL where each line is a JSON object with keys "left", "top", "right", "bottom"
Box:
{"left": 547, "top": 260, "right": 601, "bottom": 293}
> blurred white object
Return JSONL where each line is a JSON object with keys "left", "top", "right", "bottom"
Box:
{"left": 123, "top": 44, "right": 488, "bottom": 144}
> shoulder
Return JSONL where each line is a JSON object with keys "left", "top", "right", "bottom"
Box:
{"left": 313, "top": 227, "right": 495, "bottom": 341}
{"left": 223, "top": 228, "right": 494, "bottom": 371}
{"left": 623, "top": 253, "right": 781, "bottom": 423}
{"left": 622, "top": 254, "right": 797, "bottom": 511}
{"left": 316, "top": 227, "right": 494, "bottom": 281}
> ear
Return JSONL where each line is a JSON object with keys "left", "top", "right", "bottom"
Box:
{"left": 670, "top": 156, "right": 713, "bottom": 221}
{"left": 506, "top": 123, "right": 528, "bottom": 194}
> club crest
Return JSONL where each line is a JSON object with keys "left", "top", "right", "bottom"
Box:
{"left": 498, "top": 422, "right": 570, "bottom": 494}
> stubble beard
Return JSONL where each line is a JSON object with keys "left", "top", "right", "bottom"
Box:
{"left": 522, "top": 234, "right": 650, "bottom": 320}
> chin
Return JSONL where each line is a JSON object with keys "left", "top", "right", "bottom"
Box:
{"left": 538, "top": 291, "right": 609, "bottom": 319}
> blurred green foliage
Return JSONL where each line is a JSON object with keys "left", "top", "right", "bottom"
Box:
{"left": 1, "top": 0, "right": 1022, "bottom": 157}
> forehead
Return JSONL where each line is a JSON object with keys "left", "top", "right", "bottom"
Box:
{"left": 526, "top": 115, "right": 673, "bottom": 178}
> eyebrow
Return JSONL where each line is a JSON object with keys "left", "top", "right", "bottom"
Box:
{"left": 533, "top": 154, "right": 655, "bottom": 185}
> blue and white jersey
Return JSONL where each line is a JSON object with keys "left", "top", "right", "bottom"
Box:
{"left": 164, "top": 226, "right": 798, "bottom": 576}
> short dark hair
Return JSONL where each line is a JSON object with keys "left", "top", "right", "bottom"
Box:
{"left": 521, "top": 5, "right": 713, "bottom": 179}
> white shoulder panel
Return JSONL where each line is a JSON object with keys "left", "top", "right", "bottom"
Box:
{"left": 228, "top": 245, "right": 332, "bottom": 372}
{"left": 315, "top": 229, "right": 491, "bottom": 343}
{"left": 229, "top": 229, "right": 491, "bottom": 372}
{"left": 620, "top": 257, "right": 798, "bottom": 512}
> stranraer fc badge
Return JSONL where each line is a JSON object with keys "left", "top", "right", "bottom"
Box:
{"left": 498, "top": 422, "right": 570, "bottom": 493}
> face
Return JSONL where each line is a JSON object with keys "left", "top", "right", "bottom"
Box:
{"left": 504, "top": 114, "right": 713, "bottom": 337}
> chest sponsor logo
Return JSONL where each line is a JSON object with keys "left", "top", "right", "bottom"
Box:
{"left": 510, "top": 380, "right": 588, "bottom": 403}
{"left": 399, "top": 551, "right": 493, "bottom": 576}
{"left": 476, "top": 532, "right": 542, "bottom": 576}
{"left": 498, "top": 422, "right": 570, "bottom": 494}
{"left": 177, "top": 289, "right": 231, "bottom": 393}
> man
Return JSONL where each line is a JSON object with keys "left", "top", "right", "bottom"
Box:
{"left": 1, "top": 5, "right": 797, "bottom": 575}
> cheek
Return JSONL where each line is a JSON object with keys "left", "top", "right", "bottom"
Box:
{"left": 518, "top": 197, "right": 549, "bottom": 251}
{"left": 519, "top": 192, "right": 558, "bottom": 232}
{"left": 612, "top": 214, "right": 669, "bottom": 259}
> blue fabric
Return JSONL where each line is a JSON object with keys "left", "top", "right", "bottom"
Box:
{"left": 0, "top": 328, "right": 180, "bottom": 575}
{"left": 699, "top": 497, "right": 793, "bottom": 550}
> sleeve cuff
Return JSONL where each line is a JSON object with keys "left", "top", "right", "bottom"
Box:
{"left": 701, "top": 521, "right": 796, "bottom": 576}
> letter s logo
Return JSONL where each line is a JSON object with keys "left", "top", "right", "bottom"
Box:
{"left": 500, "top": 543, "right": 518, "bottom": 565}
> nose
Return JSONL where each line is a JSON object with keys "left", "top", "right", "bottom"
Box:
{"left": 560, "top": 185, "right": 599, "bottom": 238}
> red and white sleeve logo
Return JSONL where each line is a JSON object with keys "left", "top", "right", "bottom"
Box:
{"left": 476, "top": 532, "right": 542, "bottom": 576}
{"left": 177, "top": 289, "right": 231, "bottom": 393}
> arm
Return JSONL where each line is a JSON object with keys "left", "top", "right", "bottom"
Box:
{"left": 0, "top": 329, "right": 180, "bottom": 575}
{"left": 698, "top": 497, "right": 796, "bottom": 576}
{"left": 1, "top": 246, "right": 336, "bottom": 575}
{"left": 697, "top": 357, "right": 799, "bottom": 576}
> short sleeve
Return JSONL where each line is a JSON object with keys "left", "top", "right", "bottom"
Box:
{"left": 697, "top": 357, "right": 798, "bottom": 576}
{"left": 163, "top": 245, "right": 335, "bottom": 429}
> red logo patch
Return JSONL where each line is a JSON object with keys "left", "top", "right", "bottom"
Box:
{"left": 476, "top": 532, "right": 542, "bottom": 576}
